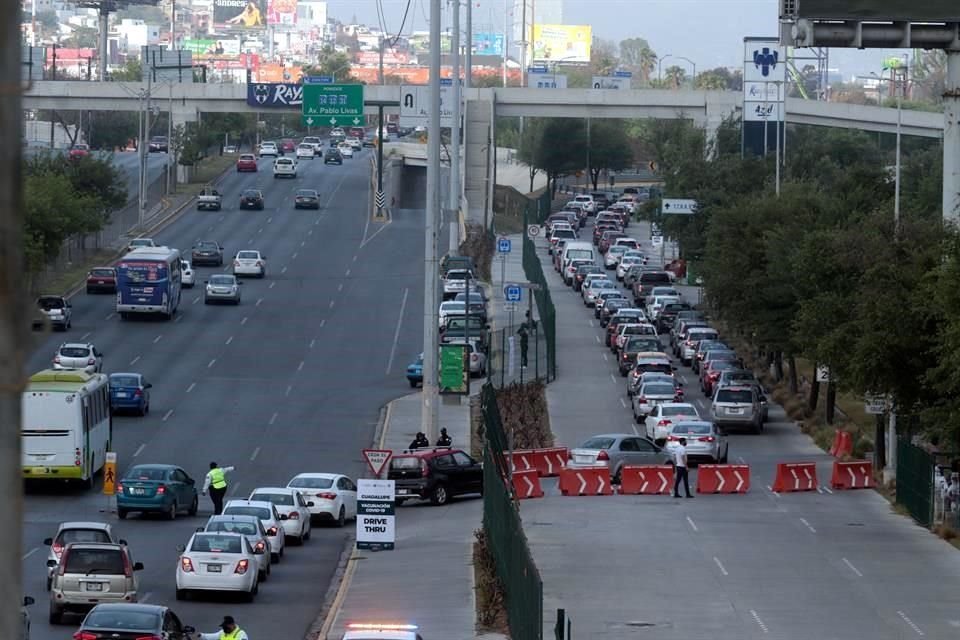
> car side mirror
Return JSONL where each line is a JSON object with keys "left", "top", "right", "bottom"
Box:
{"left": 307, "top": 501, "right": 315, "bottom": 507}
{"left": 144, "top": 383, "right": 152, "bottom": 389}
{"left": 23, "top": 596, "right": 34, "bottom": 606}
{"left": 176, "top": 544, "right": 185, "bottom": 553}
{"left": 46, "top": 559, "right": 57, "bottom": 567}
{"left": 43, "top": 537, "right": 53, "bottom": 546}
{"left": 133, "top": 562, "right": 144, "bottom": 571}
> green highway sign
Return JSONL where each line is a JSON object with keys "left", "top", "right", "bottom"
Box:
{"left": 301, "top": 84, "right": 364, "bottom": 127}
{"left": 438, "top": 344, "right": 469, "bottom": 395}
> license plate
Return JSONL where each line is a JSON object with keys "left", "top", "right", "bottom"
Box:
{"left": 207, "top": 565, "right": 222, "bottom": 573}
{"left": 131, "top": 488, "right": 146, "bottom": 495}
{"left": 96, "top": 280, "right": 105, "bottom": 284}
{"left": 116, "top": 392, "right": 128, "bottom": 398}
{"left": 85, "top": 582, "right": 103, "bottom": 591}
{"left": 397, "top": 489, "right": 409, "bottom": 495}
{"left": 728, "top": 408, "right": 742, "bottom": 414}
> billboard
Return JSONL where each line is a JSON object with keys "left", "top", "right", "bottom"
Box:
{"left": 472, "top": 32, "right": 504, "bottom": 56}
{"left": 267, "top": 0, "right": 297, "bottom": 25}
{"left": 213, "top": 0, "right": 268, "bottom": 28}
{"left": 183, "top": 38, "right": 241, "bottom": 55}
{"left": 786, "top": 0, "right": 960, "bottom": 21}
{"left": 531, "top": 24, "right": 591, "bottom": 64}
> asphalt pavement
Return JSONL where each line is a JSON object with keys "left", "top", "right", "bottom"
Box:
{"left": 22, "top": 147, "right": 428, "bottom": 639}
{"left": 523, "top": 218, "right": 960, "bottom": 640}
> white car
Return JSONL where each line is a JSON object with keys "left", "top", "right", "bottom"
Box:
{"left": 338, "top": 143, "right": 355, "bottom": 158}
{"left": 175, "top": 532, "right": 260, "bottom": 601}
{"left": 438, "top": 301, "right": 467, "bottom": 328}
{"left": 615, "top": 323, "right": 658, "bottom": 352}
{"left": 443, "top": 269, "right": 473, "bottom": 297}
{"left": 273, "top": 157, "right": 297, "bottom": 178}
{"left": 604, "top": 245, "right": 631, "bottom": 269}
{"left": 53, "top": 342, "right": 103, "bottom": 373}
{"left": 127, "top": 237, "right": 156, "bottom": 252}
{"left": 632, "top": 380, "right": 680, "bottom": 420}
{"left": 201, "top": 514, "right": 272, "bottom": 581}
{"left": 573, "top": 195, "right": 596, "bottom": 213}
{"left": 648, "top": 295, "right": 681, "bottom": 321}
{"left": 584, "top": 280, "right": 616, "bottom": 307}
{"left": 301, "top": 136, "right": 322, "bottom": 153}
{"left": 247, "top": 487, "right": 313, "bottom": 544}
{"left": 296, "top": 143, "right": 316, "bottom": 159}
{"left": 644, "top": 402, "right": 701, "bottom": 443}
{"left": 617, "top": 256, "right": 644, "bottom": 280}
{"left": 448, "top": 339, "right": 487, "bottom": 376}
{"left": 232, "top": 250, "right": 266, "bottom": 278}
{"left": 286, "top": 473, "right": 358, "bottom": 526}
{"left": 222, "top": 499, "right": 286, "bottom": 561}
{"left": 258, "top": 141, "right": 279, "bottom": 157}
{"left": 346, "top": 137, "right": 362, "bottom": 150}
{"left": 180, "top": 260, "right": 195, "bottom": 288}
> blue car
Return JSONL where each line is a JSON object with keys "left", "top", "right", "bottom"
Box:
{"left": 109, "top": 372, "right": 151, "bottom": 416}
{"left": 406, "top": 353, "right": 424, "bottom": 388}
{"left": 116, "top": 464, "right": 199, "bottom": 520}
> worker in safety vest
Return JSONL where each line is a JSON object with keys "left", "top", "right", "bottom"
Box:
{"left": 202, "top": 461, "right": 235, "bottom": 515}
{"left": 195, "top": 615, "right": 249, "bottom": 640}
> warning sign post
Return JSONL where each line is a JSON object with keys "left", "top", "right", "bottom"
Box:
{"left": 362, "top": 449, "right": 393, "bottom": 477}
{"left": 102, "top": 452, "right": 117, "bottom": 495}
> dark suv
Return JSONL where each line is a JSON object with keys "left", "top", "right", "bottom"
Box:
{"left": 388, "top": 448, "right": 483, "bottom": 506}
{"left": 191, "top": 241, "right": 224, "bottom": 266}
{"left": 324, "top": 148, "right": 343, "bottom": 165}
{"left": 633, "top": 271, "right": 673, "bottom": 306}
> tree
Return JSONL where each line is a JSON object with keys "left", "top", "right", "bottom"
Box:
{"left": 110, "top": 59, "right": 142, "bottom": 81}
{"left": 586, "top": 120, "right": 633, "bottom": 190}
{"left": 517, "top": 118, "right": 586, "bottom": 194}
{"left": 63, "top": 25, "right": 98, "bottom": 48}
{"left": 696, "top": 67, "right": 741, "bottom": 91}
{"left": 591, "top": 38, "right": 618, "bottom": 76}
{"left": 619, "top": 37, "right": 657, "bottom": 83}
{"left": 663, "top": 65, "right": 687, "bottom": 89}
{"left": 303, "top": 46, "right": 355, "bottom": 82}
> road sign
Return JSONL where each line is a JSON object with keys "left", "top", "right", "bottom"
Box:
{"left": 661, "top": 198, "right": 699, "bottom": 215}
{"left": 362, "top": 449, "right": 393, "bottom": 477}
{"left": 375, "top": 190, "right": 386, "bottom": 209}
{"left": 497, "top": 237, "right": 512, "bottom": 253}
{"left": 304, "top": 75, "right": 333, "bottom": 84}
{"left": 102, "top": 451, "right": 117, "bottom": 496}
{"left": 864, "top": 395, "right": 888, "bottom": 415}
{"left": 399, "top": 84, "right": 455, "bottom": 128}
{"left": 504, "top": 284, "right": 522, "bottom": 302}
{"left": 356, "top": 479, "right": 395, "bottom": 551}
{"left": 526, "top": 224, "right": 542, "bottom": 239}
{"left": 301, "top": 84, "right": 364, "bottom": 127}
{"left": 651, "top": 235, "right": 664, "bottom": 247}
{"left": 504, "top": 302, "right": 518, "bottom": 312}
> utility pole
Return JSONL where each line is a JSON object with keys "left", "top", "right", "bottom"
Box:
{"left": 169, "top": 0, "right": 176, "bottom": 50}
{"left": 464, "top": 0, "right": 472, "bottom": 90}
{"left": 423, "top": 0, "right": 443, "bottom": 442}
{"left": 449, "top": 0, "right": 462, "bottom": 253}
{"left": 97, "top": 6, "right": 109, "bottom": 81}
{"left": 502, "top": 0, "right": 508, "bottom": 87}
{"left": 376, "top": 36, "right": 386, "bottom": 219}
{"left": 945, "top": 51, "right": 960, "bottom": 225}
{"left": 0, "top": 0, "right": 26, "bottom": 633}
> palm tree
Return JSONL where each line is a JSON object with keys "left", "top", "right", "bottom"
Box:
{"left": 639, "top": 46, "right": 657, "bottom": 84}
{"left": 664, "top": 65, "right": 686, "bottom": 89}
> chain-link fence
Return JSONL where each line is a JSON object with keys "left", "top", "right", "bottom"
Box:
{"left": 522, "top": 191, "right": 556, "bottom": 382}
{"left": 487, "top": 324, "right": 549, "bottom": 388}
{"left": 897, "top": 437, "right": 935, "bottom": 527}
{"left": 481, "top": 383, "right": 543, "bottom": 640}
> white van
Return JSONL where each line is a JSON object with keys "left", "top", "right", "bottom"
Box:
{"left": 561, "top": 241, "right": 596, "bottom": 284}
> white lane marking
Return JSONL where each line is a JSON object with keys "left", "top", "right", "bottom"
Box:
{"left": 292, "top": 252, "right": 299, "bottom": 260}
{"left": 207, "top": 359, "right": 216, "bottom": 368}
{"left": 385, "top": 288, "right": 410, "bottom": 375}
{"left": 310, "top": 339, "right": 316, "bottom": 348}
{"left": 281, "top": 266, "right": 287, "bottom": 274}
{"left": 602, "top": 353, "right": 609, "bottom": 362}
{"left": 842, "top": 558, "right": 863, "bottom": 577}
{"left": 696, "top": 399, "right": 707, "bottom": 412}
{"left": 285, "top": 385, "right": 292, "bottom": 397}
{"left": 353, "top": 255, "right": 358, "bottom": 262}
{"left": 619, "top": 397, "right": 627, "bottom": 408}
{"left": 308, "top": 229, "right": 313, "bottom": 236}
{"left": 175, "top": 314, "right": 183, "bottom": 323}
{"left": 153, "top": 334, "right": 163, "bottom": 343}
{"left": 22, "top": 547, "right": 39, "bottom": 560}
{"left": 225, "top": 336, "right": 233, "bottom": 345}
{"left": 897, "top": 611, "right": 925, "bottom": 637}
{"left": 345, "top": 269, "right": 351, "bottom": 277}
{"left": 250, "top": 447, "right": 261, "bottom": 461}
{"left": 595, "top": 335, "right": 601, "bottom": 343}
{"left": 737, "top": 456, "right": 746, "bottom": 464}
{"left": 686, "top": 516, "right": 699, "bottom": 532}
{"left": 822, "top": 486, "right": 833, "bottom": 494}
{"left": 267, "top": 216, "right": 273, "bottom": 223}
{"left": 269, "top": 281, "right": 276, "bottom": 289}
{"left": 241, "top": 317, "right": 248, "bottom": 325}
{"left": 186, "top": 382, "right": 196, "bottom": 393}
{"left": 133, "top": 444, "right": 146, "bottom": 457}
{"left": 338, "top": 283, "right": 344, "bottom": 292}
{"left": 301, "top": 240, "right": 306, "bottom": 247}
{"left": 610, "top": 373, "right": 617, "bottom": 384}
{"left": 218, "top": 215, "right": 224, "bottom": 222}
{"left": 800, "top": 518, "right": 817, "bottom": 533}
{"left": 713, "top": 557, "right": 729, "bottom": 576}
{"left": 257, "top": 227, "right": 263, "bottom": 234}
{"left": 162, "top": 409, "right": 173, "bottom": 422}
{"left": 297, "top": 361, "right": 305, "bottom": 372}
{"left": 192, "top": 296, "right": 200, "bottom": 305}
{"left": 630, "top": 423, "right": 640, "bottom": 436}
{"left": 750, "top": 610, "right": 769, "bottom": 634}
{"left": 80, "top": 331, "right": 91, "bottom": 340}
{"left": 329, "top": 300, "right": 335, "bottom": 309}
{"left": 229, "top": 482, "right": 242, "bottom": 496}
{"left": 248, "top": 238, "right": 254, "bottom": 245}
{"left": 106, "top": 312, "right": 116, "bottom": 320}
{"left": 767, "top": 485, "right": 780, "bottom": 497}
{"left": 256, "top": 298, "right": 264, "bottom": 307}
{"left": 269, "top": 412, "right": 279, "bottom": 425}
{"left": 678, "top": 375, "right": 687, "bottom": 384}
{"left": 319, "top": 319, "right": 326, "bottom": 328}
{"left": 129, "top": 355, "right": 141, "bottom": 366}
{"left": 588, "top": 319, "right": 594, "bottom": 327}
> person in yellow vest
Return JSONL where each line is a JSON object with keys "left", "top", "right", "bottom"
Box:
{"left": 196, "top": 615, "right": 248, "bottom": 640}
{"left": 202, "top": 461, "right": 235, "bottom": 515}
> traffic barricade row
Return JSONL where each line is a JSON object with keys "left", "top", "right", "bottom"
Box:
{"left": 559, "top": 465, "right": 612, "bottom": 496}
{"left": 829, "top": 430, "right": 853, "bottom": 458}
{"left": 772, "top": 462, "right": 818, "bottom": 492}
{"left": 510, "top": 447, "right": 568, "bottom": 477}
{"left": 830, "top": 460, "right": 875, "bottom": 490}
{"left": 619, "top": 465, "right": 673, "bottom": 495}
{"left": 697, "top": 464, "right": 751, "bottom": 494}
{"left": 512, "top": 469, "right": 544, "bottom": 499}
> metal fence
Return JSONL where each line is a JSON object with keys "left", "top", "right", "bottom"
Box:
{"left": 487, "top": 325, "right": 549, "bottom": 388}
{"left": 897, "top": 437, "right": 935, "bottom": 527}
{"left": 481, "top": 383, "right": 543, "bottom": 640}
{"left": 522, "top": 196, "right": 556, "bottom": 382}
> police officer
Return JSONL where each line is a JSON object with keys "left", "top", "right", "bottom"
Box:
{"left": 203, "top": 462, "right": 235, "bottom": 515}
{"left": 408, "top": 432, "right": 430, "bottom": 449}
{"left": 436, "top": 428, "right": 452, "bottom": 447}
{"left": 196, "top": 615, "right": 248, "bottom": 640}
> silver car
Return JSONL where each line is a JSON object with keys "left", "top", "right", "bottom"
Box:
{"left": 669, "top": 421, "right": 729, "bottom": 464}
{"left": 632, "top": 381, "right": 679, "bottom": 422}
{"left": 569, "top": 433, "right": 671, "bottom": 484}
{"left": 43, "top": 522, "right": 125, "bottom": 591}
{"left": 584, "top": 280, "right": 616, "bottom": 307}
{"left": 204, "top": 274, "right": 242, "bottom": 305}
{"left": 711, "top": 385, "right": 764, "bottom": 433}
{"left": 48, "top": 543, "right": 143, "bottom": 624}
{"left": 202, "top": 514, "right": 272, "bottom": 580}
{"left": 53, "top": 343, "right": 103, "bottom": 373}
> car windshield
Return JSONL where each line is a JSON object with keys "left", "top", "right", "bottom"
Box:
{"left": 224, "top": 506, "right": 271, "bottom": 520}
{"left": 250, "top": 492, "right": 294, "bottom": 506}
{"left": 57, "top": 529, "right": 111, "bottom": 545}
{"left": 197, "top": 243, "right": 218, "bottom": 251}
{"left": 446, "top": 271, "right": 470, "bottom": 280}
{"left": 441, "top": 303, "right": 466, "bottom": 313}
{"left": 580, "top": 437, "right": 615, "bottom": 450}
{"left": 626, "top": 338, "right": 659, "bottom": 351}
{"left": 709, "top": 361, "right": 738, "bottom": 371}
{"left": 38, "top": 297, "right": 65, "bottom": 309}
{"left": 240, "top": 155, "right": 255, "bottom": 161}
{"left": 190, "top": 535, "right": 243, "bottom": 553}
{"left": 297, "top": 190, "right": 318, "bottom": 197}
{"left": 663, "top": 406, "right": 696, "bottom": 417}
{"left": 209, "top": 275, "right": 235, "bottom": 286}
{"left": 90, "top": 269, "right": 114, "bottom": 277}
{"left": 673, "top": 423, "right": 712, "bottom": 435}
{"left": 717, "top": 390, "right": 754, "bottom": 403}
{"left": 59, "top": 347, "right": 90, "bottom": 358}
{"left": 242, "top": 190, "right": 260, "bottom": 197}
{"left": 63, "top": 548, "right": 124, "bottom": 574}
{"left": 643, "top": 384, "right": 675, "bottom": 396}
{"left": 83, "top": 610, "right": 160, "bottom": 630}
{"left": 124, "top": 466, "right": 168, "bottom": 481}
{"left": 237, "top": 251, "right": 260, "bottom": 260}
{"left": 130, "top": 240, "right": 152, "bottom": 247}
{"left": 289, "top": 476, "right": 334, "bottom": 489}
{"left": 110, "top": 375, "right": 140, "bottom": 387}
{"left": 207, "top": 521, "right": 259, "bottom": 535}
{"left": 391, "top": 456, "right": 423, "bottom": 470}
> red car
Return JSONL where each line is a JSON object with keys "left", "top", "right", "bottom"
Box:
{"left": 86, "top": 267, "right": 117, "bottom": 294}
{"left": 68, "top": 144, "right": 90, "bottom": 160}
{"left": 236, "top": 154, "right": 258, "bottom": 172}
{"left": 280, "top": 138, "right": 297, "bottom": 153}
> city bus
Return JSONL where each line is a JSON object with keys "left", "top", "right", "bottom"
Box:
{"left": 22, "top": 369, "right": 112, "bottom": 487}
{"left": 116, "top": 246, "right": 182, "bottom": 319}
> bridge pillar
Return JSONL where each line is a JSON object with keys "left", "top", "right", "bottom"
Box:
{"left": 171, "top": 108, "right": 198, "bottom": 185}
{"left": 944, "top": 51, "right": 960, "bottom": 225}
{"left": 704, "top": 96, "right": 737, "bottom": 159}
{"left": 463, "top": 96, "right": 492, "bottom": 228}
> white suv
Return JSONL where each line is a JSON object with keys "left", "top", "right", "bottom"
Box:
{"left": 258, "top": 141, "right": 279, "bottom": 157}
{"left": 273, "top": 157, "right": 297, "bottom": 178}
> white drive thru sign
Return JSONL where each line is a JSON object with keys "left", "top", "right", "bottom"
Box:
{"left": 356, "top": 479, "right": 396, "bottom": 551}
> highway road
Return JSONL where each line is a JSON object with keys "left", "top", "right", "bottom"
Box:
{"left": 25, "top": 146, "right": 169, "bottom": 203}
{"left": 21, "top": 146, "right": 427, "bottom": 639}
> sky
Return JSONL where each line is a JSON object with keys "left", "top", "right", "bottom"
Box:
{"left": 323, "top": 0, "right": 911, "bottom": 81}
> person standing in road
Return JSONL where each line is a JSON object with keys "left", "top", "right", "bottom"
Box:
{"left": 195, "top": 615, "right": 249, "bottom": 640}
{"left": 203, "top": 462, "right": 235, "bottom": 515}
{"left": 672, "top": 438, "right": 693, "bottom": 498}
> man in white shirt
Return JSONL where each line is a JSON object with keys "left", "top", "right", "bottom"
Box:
{"left": 673, "top": 438, "right": 693, "bottom": 498}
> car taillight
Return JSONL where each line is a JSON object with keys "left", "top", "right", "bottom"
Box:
{"left": 287, "top": 511, "right": 300, "bottom": 519}
{"left": 58, "top": 547, "right": 70, "bottom": 575}
{"left": 88, "top": 358, "right": 96, "bottom": 365}
{"left": 667, "top": 435, "right": 681, "bottom": 441}
{"left": 267, "top": 526, "right": 278, "bottom": 536}
{"left": 709, "top": 372, "right": 720, "bottom": 380}
{"left": 180, "top": 557, "right": 194, "bottom": 572}
{"left": 254, "top": 541, "right": 266, "bottom": 552}
{"left": 54, "top": 356, "right": 61, "bottom": 364}
{"left": 234, "top": 260, "right": 240, "bottom": 266}
{"left": 637, "top": 397, "right": 646, "bottom": 403}
{"left": 256, "top": 261, "right": 263, "bottom": 266}
{"left": 122, "top": 551, "right": 134, "bottom": 577}
{"left": 116, "top": 482, "right": 124, "bottom": 493}
{"left": 235, "top": 559, "right": 249, "bottom": 575}
{"left": 75, "top": 447, "right": 81, "bottom": 466}
{"left": 315, "top": 492, "right": 337, "bottom": 500}
{"left": 134, "top": 635, "right": 163, "bottom": 640}
{"left": 134, "top": 389, "right": 143, "bottom": 397}
{"left": 699, "top": 436, "right": 716, "bottom": 443}
{"left": 156, "top": 485, "right": 166, "bottom": 495}
{"left": 657, "top": 420, "right": 671, "bottom": 427}
{"left": 597, "top": 450, "right": 610, "bottom": 461}
{"left": 422, "top": 461, "right": 430, "bottom": 477}
{"left": 73, "top": 633, "right": 99, "bottom": 640}
{"left": 685, "top": 340, "right": 694, "bottom": 346}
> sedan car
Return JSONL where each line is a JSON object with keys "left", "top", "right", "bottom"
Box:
{"left": 85, "top": 267, "right": 117, "bottom": 294}
{"left": 176, "top": 532, "right": 260, "bottom": 601}
{"left": 236, "top": 154, "right": 258, "bottom": 172}
{"left": 127, "top": 237, "right": 156, "bottom": 252}
{"left": 116, "top": 464, "right": 199, "bottom": 520}
{"left": 68, "top": 143, "right": 90, "bottom": 160}
{"left": 180, "top": 260, "right": 195, "bottom": 288}
{"left": 669, "top": 421, "right": 729, "bottom": 464}
{"left": 239, "top": 189, "right": 265, "bottom": 210}
{"left": 632, "top": 380, "right": 681, "bottom": 422}
{"left": 295, "top": 188, "right": 320, "bottom": 209}
{"left": 338, "top": 143, "right": 355, "bottom": 158}
{"left": 222, "top": 499, "right": 287, "bottom": 560}
{"left": 406, "top": 353, "right": 423, "bottom": 388}
{"left": 53, "top": 342, "right": 102, "bottom": 373}
{"left": 286, "top": 473, "right": 358, "bottom": 526}
{"left": 75, "top": 604, "right": 195, "bottom": 640}
{"left": 202, "top": 514, "right": 272, "bottom": 580}
{"left": 191, "top": 241, "right": 224, "bottom": 266}
{"left": 247, "top": 487, "right": 313, "bottom": 544}
{"left": 258, "top": 141, "right": 279, "bottom": 157}
{"left": 204, "top": 274, "right": 242, "bottom": 305}
{"left": 296, "top": 143, "right": 316, "bottom": 159}
{"left": 108, "top": 372, "right": 151, "bottom": 415}
{"left": 583, "top": 280, "right": 617, "bottom": 307}
{"left": 644, "top": 403, "right": 701, "bottom": 443}
{"left": 568, "top": 433, "right": 670, "bottom": 484}
{"left": 232, "top": 250, "right": 266, "bottom": 278}
{"left": 43, "top": 522, "right": 125, "bottom": 591}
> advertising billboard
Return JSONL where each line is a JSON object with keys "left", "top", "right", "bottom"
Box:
{"left": 472, "top": 32, "right": 504, "bottom": 56}
{"left": 786, "top": 0, "right": 960, "bottom": 21}
{"left": 531, "top": 24, "right": 591, "bottom": 64}
{"left": 213, "top": 0, "right": 268, "bottom": 28}
{"left": 267, "top": 0, "right": 297, "bottom": 25}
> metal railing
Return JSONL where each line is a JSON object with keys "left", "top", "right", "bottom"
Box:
{"left": 897, "top": 437, "right": 935, "bottom": 527}
{"left": 487, "top": 326, "right": 548, "bottom": 388}
{"left": 522, "top": 198, "right": 556, "bottom": 382}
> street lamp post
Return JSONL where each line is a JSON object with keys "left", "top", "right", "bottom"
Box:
{"left": 658, "top": 54, "right": 696, "bottom": 87}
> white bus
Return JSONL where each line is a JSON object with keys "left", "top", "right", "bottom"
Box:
{"left": 22, "top": 369, "right": 112, "bottom": 487}
{"left": 116, "top": 246, "right": 182, "bottom": 319}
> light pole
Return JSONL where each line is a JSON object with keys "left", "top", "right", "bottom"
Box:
{"left": 449, "top": 0, "right": 462, "bottom": 252}
{"left": 883, "top": 54, "right": 909, "bottom": 234}
{"left": 658, "top": 54, "right": 696, "bottom": 87}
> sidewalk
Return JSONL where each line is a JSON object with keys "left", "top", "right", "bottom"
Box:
{"left": 323, "top": 392, "right": 480, "bottom": 640}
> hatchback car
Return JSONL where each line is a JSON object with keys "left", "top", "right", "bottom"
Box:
{"left": 108, "top": 372, "right": 151, "bottom": 415}
{"left": 295, "top": 188, "right": 320, "bottom": 209}
{"left": 258, "top": 141, "right": 279, "bottom": 157}
{"left": 644, "top": 402, "right": 701, "bottom": 443}
{"left": 68, "top": 143, "right": 90, "bottom": 160}
{"left": 247, "top": 487, "right": 313, "bottom": 543}
{"left": 232, "top": 250, "right": 266, "bottom": 278}
{"left": 668, "top": 421, "right": 729, "bottom": 464}
{"left": 236, "top": 154, "right": 258, "bottom": 172}
{"left": 75, "top": 603, "right": 194, "bottom": 640}
{"left": 43, "top": 522, "right": 125, "bottom": 591}
{"left": 116, "top": 464, "right": 199, "bottom": 520}
{"left": 222, "top": 499, "right": 287, "bottom": 561}
{"left": 36, "top": 295, "right": 72, "bottom": 330}
{"left": 180, "top": 260, "right": 195, "bottom": 288}
{"left": 85, "top": 268, "right": 117, "bottom": 294}
{"left": 204, "top": 274, "right": 242, "bottom": 305}
{"left": 711, "top": 385, "right": 764, "bottom": 433}
{"left": 286, "top": 473, "right": 358, "bottom": 526}
{"left": 176, "top": 532, "right": 260, "bottom": 601}
{"left": 191, "top": 241, "right": 224, "bottom": 266}
{"left": 47, "top": 542, "right": 143, "bottom": 624}
{"left": 568, "top": 434, "right": 670, "bottom": 484}
{"left": 201, "top": 514, "right": 272, "bottom": 580}
{"left": 239, "top": 189, "right": 265, "bottom": 210}
{"left": 296, "top": 143, "right": 316, "bottom": 159}
{"left": 325, "top": 148, "right": 343, "bottom": 164}
{"left": 387, "top": 449, "right": 482, "bottom": 506}
{"left": 273, "top": 157, "right": 297, "bottom": 178}
{"left": 53, "top": 343, "right": 102, "bottom": 373}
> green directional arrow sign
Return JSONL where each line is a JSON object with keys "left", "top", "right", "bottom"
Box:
{"left": 302, "top": 84, "right": 364, "bottom": 127}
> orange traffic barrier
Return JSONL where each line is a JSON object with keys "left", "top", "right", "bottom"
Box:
{"left": 511, "top": 448, "right": 568, "bottom": 477}
{"left": 829, "top": 430, "right": 853, "bottom": 458}
{"left": 696, "top": 464, "right": 751, "bottom": 494}
{"left": 559, "top": 465, "right": 612, "bottom": 496}
{"left": 772, "top": 462, "right": 819, "bottom": 493}
{"left": 511, "top": 469, "right": 544, "bottom": 499}
{"left": 830, "top": 460, "right": 875, "bottom": 490}
{"left": 619, "top": 465, "right": 673, "bottom": 495}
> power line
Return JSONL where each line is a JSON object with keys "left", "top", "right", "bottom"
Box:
{"left": 389, "top": 0, "right": 414, "bottom": 46}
